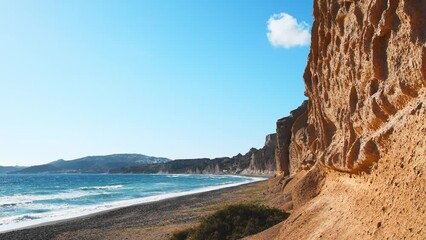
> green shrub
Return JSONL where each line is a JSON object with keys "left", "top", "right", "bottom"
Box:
{"left": 171, "top": 203, "right": 288, "bottom": 240}
{"left": 170, "top": 228, "right": 192, "bottom": 240}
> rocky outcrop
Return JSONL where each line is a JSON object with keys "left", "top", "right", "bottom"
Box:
{"left": 241, "top": 134, "right": 277, "bottom": 176}
{"left": 275, "top": 101, "right": 308, "bottom": 176}
{"left": 303, "top": 0, "right": 425, "bottom": 173}
{"left": 112, "top": 134, "right": 277, "bottom": 176}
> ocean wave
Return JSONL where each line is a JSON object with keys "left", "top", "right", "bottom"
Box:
{"left": 14, "top": 215, "right": 40, "bottom": 222}
{"left": 0, "top": 191, "right": 103, "bottom": 207}
{"left": 0, "top": 203, "right": 18, "bottom": 208}
{"left": 165, "top": 174, "right": 192, "bottom": 178}
{"left": 0, "top": 214, "right": 41, "bottom": 226}
{"left": 79, "top": 185, "right": 123, "bottom": 191}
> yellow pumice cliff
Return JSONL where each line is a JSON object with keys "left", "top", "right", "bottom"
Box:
{"left": 248, "top": 0, "right": 426, "bottom": 239}
{"left": 305, "top": 0, "right": 425, "bottom": 174}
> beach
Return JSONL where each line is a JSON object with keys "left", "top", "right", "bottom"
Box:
{"left": 0, "top": 179, "right": 275, "bottom": 240}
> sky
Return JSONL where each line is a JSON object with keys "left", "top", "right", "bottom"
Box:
{"left": 0, "top": 0, "right": 313, "bottom": 166}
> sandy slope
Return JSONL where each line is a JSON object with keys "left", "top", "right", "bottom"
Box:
{"left": 248, "top": 96, "right": 426, "bottom": 240}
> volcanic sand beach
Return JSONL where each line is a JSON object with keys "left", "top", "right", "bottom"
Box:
{"left": 0, "top": 179, "right": 280, "bottom": 240}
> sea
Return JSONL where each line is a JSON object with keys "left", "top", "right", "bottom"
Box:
{"left": 0, "top": 173, "right": 264, "bottom": 233}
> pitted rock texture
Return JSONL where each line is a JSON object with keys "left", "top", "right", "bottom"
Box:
{"left": 304, "top": 0, "right": 426, "bottom": 173}
{"left": 247, "top": 0, "right": 426, "bottom": 239}
{"left": 275, "top": 101, "right": 308, "bottom": 176}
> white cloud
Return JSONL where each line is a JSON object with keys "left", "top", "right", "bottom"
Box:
{"left": 267, "top": 13, "right": 311, "bottom": 48}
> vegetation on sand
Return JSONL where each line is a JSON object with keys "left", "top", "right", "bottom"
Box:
{"left": 171, "top": 203, "right": 289, "bottom": 240}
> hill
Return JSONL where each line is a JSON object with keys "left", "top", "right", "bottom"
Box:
{"left": 12, "top": 154, "right": 171, "bottom": 174}
{"left": 0, "top": 166, "right": 26, "bottom": 174}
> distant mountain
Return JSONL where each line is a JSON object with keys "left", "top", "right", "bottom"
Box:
{"left": 0, "top": 166, "right": 26, "bottom": 174}
{"left": 12, "top": 154, "right": 171, "bottom": 174}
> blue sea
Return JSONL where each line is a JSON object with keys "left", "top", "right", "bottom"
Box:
{"left": 0, "top": 174, "right": 263, "bottom": 232}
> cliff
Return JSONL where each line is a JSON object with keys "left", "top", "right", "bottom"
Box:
{"left": 112, "top": 134, "right": 277, "bottom": 176}
{"left": 241, "top": 133, "right": 277, "bottom": 176}
{"left": 304, "top": 0, "right": 425, "bottom": 174}
{"left": 275, "top": 101, "right": 308, "bottom": 176}
{"left": 249, "top": 0, "right": 426, "bottom": 239}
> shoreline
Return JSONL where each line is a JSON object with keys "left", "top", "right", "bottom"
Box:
{"left": 0, "top": 178, "right": 269, "bottom": 239}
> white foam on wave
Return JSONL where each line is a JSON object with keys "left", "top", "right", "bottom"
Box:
{"left": 80, "top": 185, "right": 123, "bottom": 190}
{"left": 0, "top": 176, "right": 266, "bottom": 233}
{"left": 164, "top": 174, "right": 192, "bottom": 178}
{"left": 0, "top": 191, "right": 104, "bottom": 207}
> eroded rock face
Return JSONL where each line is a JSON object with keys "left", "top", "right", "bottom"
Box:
{"left": 251, "top": 1, "right": 426, "bottom": 239}
{"left": 304, "top": 0, "right": 426, "bottom": 173}
{"left": 242, "top": 134, "right": 277, "bottom": 176}
{"left": 113, "top": 134, "right": 277, "bottom": 176}
{"left": 275, "top": 101, "right": 308, "bottom": 176}
{"left": 289, "top": 105, "right": 315, "bottom": 174}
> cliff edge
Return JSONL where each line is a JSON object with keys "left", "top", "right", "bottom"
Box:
{"left": 249, "top": 0, "right": 426, "bottom": 239}
{"left": 111, "top": 134, "right": 277, "bottom": 176}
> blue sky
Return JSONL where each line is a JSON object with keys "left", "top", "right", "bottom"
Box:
{"left": 0, "top": 0, "right": 313, "bottom": 166}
